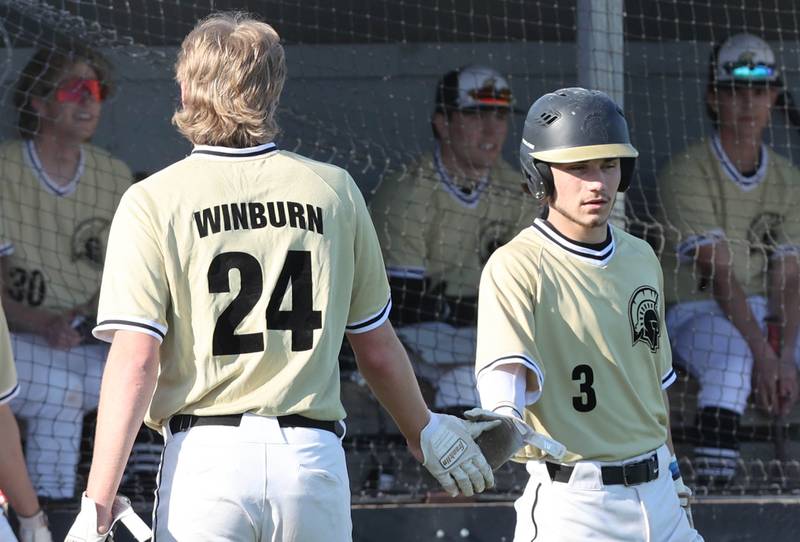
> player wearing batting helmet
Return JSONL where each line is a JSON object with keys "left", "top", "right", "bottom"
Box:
{"left": 65, "top": 12, "right": 499, "bottom": 542}
{"left": 656, "top": 33, "right": 800, "bottom": 487}
{"left": 470, "top": 88, "right": 703, "bottom": 541}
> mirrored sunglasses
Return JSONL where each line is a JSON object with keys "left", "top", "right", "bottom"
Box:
{"left": 723, "top": 62, "right": 776, "bottom": 81}
{"left": 55, "top": 78, "right": 104, "bottom": 103}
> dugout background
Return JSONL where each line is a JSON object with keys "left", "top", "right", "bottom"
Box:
{"left": 1, "top": 1, "right": 800, "bottom": 540}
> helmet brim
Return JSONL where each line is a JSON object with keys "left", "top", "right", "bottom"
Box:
{"left": 531, "top": 143, "right": 639, "bottom": 163}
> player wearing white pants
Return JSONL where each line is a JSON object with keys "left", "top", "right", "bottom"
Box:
{"left": 67, "top": 14, "right": 498, "bottom": 541}
{"left": 154, "top": 414, "right": 350, "bottom": 541}
{"left": 668, "top": 297, "right": 800, "bottom": 415}
{"left": 517, "top": 446, "right": 694, "bottom": 542}
{"left": 473, "top": 88, "right": 702, "bottom": 541}
{"left": 655, "top": 34, "right": 800, "bottom": 484}
{"left": 10, "top": 333, "right": 106, "bottom": 499}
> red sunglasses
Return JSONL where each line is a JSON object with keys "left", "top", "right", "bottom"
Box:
{"left": 55, "top": 78, "right": 104, "bottom": 103}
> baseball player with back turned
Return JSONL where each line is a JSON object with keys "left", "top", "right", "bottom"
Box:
{"left": 465, "top": 88, "right": 704, "bottom": 541}
{"left": 66, "top": 11, "right": 497, "bottom": 542}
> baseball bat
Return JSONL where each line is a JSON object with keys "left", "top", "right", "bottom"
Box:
{"left": 765, "top": 317, "right": 787, "bottom": 462}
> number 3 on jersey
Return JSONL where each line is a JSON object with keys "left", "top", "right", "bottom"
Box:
{"left": 208, "top": 250, "right": 322, "bottom": 355}
{"left": 572, "top": 364, "right": 597, "bottom": 412}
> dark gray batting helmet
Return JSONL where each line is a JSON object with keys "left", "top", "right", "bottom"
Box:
{"left": 519, "top": 87, "right": 638, "bottom": 200}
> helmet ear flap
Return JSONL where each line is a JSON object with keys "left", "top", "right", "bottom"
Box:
{"left": 534, "top": 161, "right": 554, "bottom": 197}
{"left": 521, "top": 159, "right": 554, "bottom": 200}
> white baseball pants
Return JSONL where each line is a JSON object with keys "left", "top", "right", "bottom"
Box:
{"left": 667, "top": 297, "right": 800, "bottom": 414}
{"left": 514, "top": 445, "right": 702, "bottom": 542}
{"left": 9, "top": 332, "right": 106, "bottom": 499}
{"left": 153, "top": 413, "right": 351, "bottom": 541}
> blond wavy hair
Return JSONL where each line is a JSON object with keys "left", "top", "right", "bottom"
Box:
{"left": 173, "top": 12, "right": 286, "bottom": 147}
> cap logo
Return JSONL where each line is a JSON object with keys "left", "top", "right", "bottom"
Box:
{"left": 738, "top": 51, "right": 756, "bottom": 64}
{"left": 468, "top": 77, "right": 512, "bottom": 105}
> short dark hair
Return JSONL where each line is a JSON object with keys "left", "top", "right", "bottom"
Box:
{"left": 14, "top": 43, "right": 114, "bottom": 139}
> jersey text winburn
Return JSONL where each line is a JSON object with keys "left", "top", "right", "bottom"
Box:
{"left": 193, "top": 201, "right": 324, "bottom": 238}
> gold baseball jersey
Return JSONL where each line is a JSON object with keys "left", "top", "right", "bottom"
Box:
{"left": 657, "top": 136, "right": 800, "bottom": 304}
{"left": 476, "top": 219, "right": 676, "bottom": 463}
{"left": 0, "top": 305, "right": 18, "bottom": 404}
{"left": 93, "top": 143, "right": 391, "bottom": 431}
{"left": 369, "top": 151, "right": 539, "bottom": 297}
{"left": 0, "top": 139, "right": 132, "bottom": 310}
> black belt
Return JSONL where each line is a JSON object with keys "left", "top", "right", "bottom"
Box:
{"left": 169, "top": 413, "right": 337, "bottom": 435}
{"left": 545, "top": 453, "right": 659, "bottom": 486}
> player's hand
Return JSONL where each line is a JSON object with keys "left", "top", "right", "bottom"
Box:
{"left": 674, "top": 475, "right": 694, "bottom": 528}
{"left": 41, "top": 311, "right": 82, "bottom": 350}
{"left": 17, "top": 509, "right": 53, "bottom": 542}
{"left": 65, "top": 493, "right": 110, "bottom": 542}
{"left": 777, "top": 356, "right": 799, "bottom": 417}
{"left": 753, "top": 343, "right": 781, "bottom": 415}
{"left": 670, "top": 455, "right": 694, "bottom": 529}
{"left": 463, "top": 408, "right": 566, "bottom": 469}
{"left": 66, "top": 493, "right": 152, "bottom": 542}
{"left": 419, "top": 411, "right": 499, "bottom": 497}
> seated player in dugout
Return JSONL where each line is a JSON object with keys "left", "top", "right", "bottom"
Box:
{"left": 369, "top": 65, "right": 539, "bottom": 412}
{"left": 655, "top": 33, "right": 800, "bottom": 486}
{"left": 0, "top": 43, "right": 132, "bottom": 500}
{"left": 470, "top": 87, "right": 703, "bottom": 541}
{"left": 65, "top": 12, "right": 499, "bottom": 542}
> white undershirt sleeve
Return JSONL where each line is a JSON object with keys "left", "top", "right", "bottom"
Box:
{"left": 477, "top": 363, "right": 530, "bottom": 419}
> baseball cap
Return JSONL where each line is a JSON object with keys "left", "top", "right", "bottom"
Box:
{"left": 434, "top": 65, "right": 515, "bottom": 113}
{"left": 714, "top": 33, "right": 781, "bottom": 86}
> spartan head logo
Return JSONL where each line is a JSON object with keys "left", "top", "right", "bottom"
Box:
{"left": 72, "top": 217, "right": 111, "bottom": 270}
{"left": 629, "top": 285, "right": 661, "bottom": 353}
{"left": 479, "top": 221, "right": 513, "bottom": 264}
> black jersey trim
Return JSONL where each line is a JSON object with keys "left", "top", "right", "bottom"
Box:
{"left": 661, "top": 368, "right": 677, "bottom": 389}
{"left": 346, "top": 297, "right": 392, "bottom": 333}
{"left": 191, "top": 142, "right": 277, "bottom": 158}
{"left": 532, "top": 218, "right": 615, "bottom": 265}
{"left": 478, "top": 354, "right": 545, "bottom": 390}
{"left": 0, "top": 383, "right": 19, "bottom": 404}
{"left": 95, "top": 319, "right": 166, "bottom": 340}
{"left": 710, "top": 135, "right": 768, "bottom": 191}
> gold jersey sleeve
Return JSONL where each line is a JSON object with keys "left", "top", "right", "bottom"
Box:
{"left": 476, "top": 241, "right": 546, "bottom": 391}
{"left": 657, "top": 139, "right": 800, "bottom": 304}
{"left": 369, "top": 153, "right": 538, "bottom": 297}
{"left": 0, "top": 305, "right": 18, "bottom": 404}
{"left": 0, "top": 140, "right": 132, "bottom": 311}
{"left": 476, "top": 222, "right": 674, "bottom": 463}
{"left": 95, "top": 148, "right": 390, "bottom": 431}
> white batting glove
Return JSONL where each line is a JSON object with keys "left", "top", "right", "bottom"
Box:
{"left": 17, "top": 510, "right": 53, "bottom": 542}
{"left": 66, "top": 493, "right": 152, "bottom": 542}
{"left": 670, "top": 455, "right": 694, "bottom": 528}
{"left": 419, "top": 411, "right": 500, "bottom": 497}
{"left": 464, "top": 408, "right": 566, "bottom": 463}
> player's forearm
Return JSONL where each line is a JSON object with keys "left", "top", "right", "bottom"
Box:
{"left": 0, "top": 405, "right": 41, "bottom": 517}
{"left": 0, "top": 292, "right": 54, "bottom": 335}
{"left": 86, "top": 331, "right": 159, "bottom": 526}
{"left": 348, "top": 322, "right": 430, "bottom": 448}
